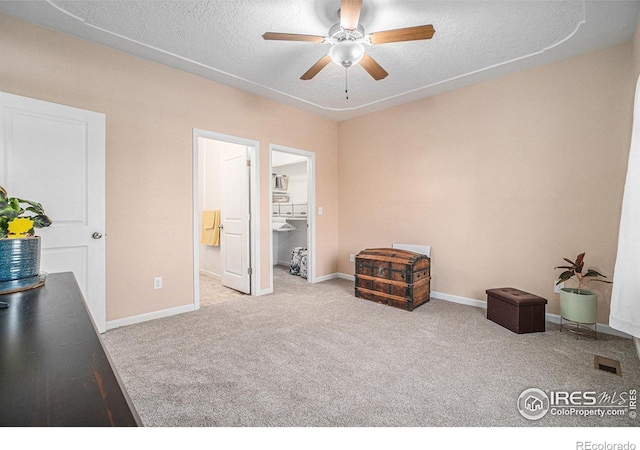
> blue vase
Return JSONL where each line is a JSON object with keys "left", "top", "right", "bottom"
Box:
{"left": 0, "top": 236, "right": 41, "bottom": 282}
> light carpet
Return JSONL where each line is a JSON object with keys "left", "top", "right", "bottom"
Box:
{"left": 199, "top": 273, "right": 244, "bottom": 307}
{"left": 103, "top": 266, "right": 640, "bottom": 427}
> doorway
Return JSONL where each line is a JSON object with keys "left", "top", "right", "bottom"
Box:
{"left": 269, "top": 144, "right": 316, "bottom": 291}
{"left": 192, "top": 129, "right": 260, "bottom": 309}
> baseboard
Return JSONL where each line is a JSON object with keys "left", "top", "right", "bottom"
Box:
{"left": 199, "top": 269, "right": 220, "bottom": 278}
{"left": 259, "top": 287, "right": 274, "bottom": 296}
{"left": 634, "top": 337, "right": 640, "bottom": 361}
{"left": 338, "top": 273, "right": 632, "bottom": 339}
{"left": 110, "top": 274, "right": 633, "bottom": 341}
{"left": 106, "top": 304, "right": 196, "bottom": 331}
{"left": 431, "top": 290, "right": 488, "bottom": 309}
{"left": 544, "top": 313, "right": 632, "bottom": 339}
{"left": 315, "top": 273, "right": 340, "bottom": 282}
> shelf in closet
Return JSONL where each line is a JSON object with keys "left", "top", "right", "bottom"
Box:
{"left": 272, "top": 202, "right": 307, "bottom": 219}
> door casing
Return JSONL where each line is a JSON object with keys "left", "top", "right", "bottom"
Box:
{"left": 192, "top": 129, "right": 261, "bottom": 308}
{"left": 268, "top": 143, "right": 316, "bottom": 291}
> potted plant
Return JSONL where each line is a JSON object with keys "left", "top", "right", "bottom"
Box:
{"left": 555, "top": 252, "right": 611, "bottom": 324}
{"left": 0, "top": 185, "right": 52, "bottom": 286}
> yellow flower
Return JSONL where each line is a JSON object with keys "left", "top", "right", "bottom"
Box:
{"left": 7, "top": 217, "right": 34, "bottom": 237}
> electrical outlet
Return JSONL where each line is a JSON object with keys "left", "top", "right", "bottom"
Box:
{"left": 154, "top": 277, "right": 163, "bottom": 290}
{"left": 554, "top": 281, "right": 564, "bottom": 294}
{"left": 349, "top": 253, "right": 355, "bottom": 262}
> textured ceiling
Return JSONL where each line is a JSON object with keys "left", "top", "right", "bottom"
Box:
{"left": 1, "top": 1, "right": 639, "bottom": 121}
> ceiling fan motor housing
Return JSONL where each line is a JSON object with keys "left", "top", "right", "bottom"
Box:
{"left": 328, "top": 23, "right": 366, "bottom": 68}
{"left": 328, "top": 23, "right": 366, "bottom": 43}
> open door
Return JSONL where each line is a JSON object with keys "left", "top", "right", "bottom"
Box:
{"left": 220, "top": 145, "right": 251, "bottom": 294}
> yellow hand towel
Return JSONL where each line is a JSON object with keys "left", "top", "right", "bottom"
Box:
{"left": 201, "top": 210, "right": 221, "bottom": 246}
{"left": 202, "top": 210, "right": 216, "bottom": 229}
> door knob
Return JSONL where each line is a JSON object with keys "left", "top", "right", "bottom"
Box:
{"left": 92, "top": 232, "right": 103, "bottom": 239}
{"left": 218, "top": 224, "right": 224, "bottom": 229}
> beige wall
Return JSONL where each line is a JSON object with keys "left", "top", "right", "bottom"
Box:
{"left": 338, "top": 42, "right": 633, "bottom": 324}
{"left": 1, "top": 12, "right": 636, "bottom": 327}
{"left": 0, "top": 14, "right": 340, "bottom": 321}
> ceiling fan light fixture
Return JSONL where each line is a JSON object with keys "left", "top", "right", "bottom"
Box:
{"left": 329, "top": 40, "right": 364, "bottom": 68}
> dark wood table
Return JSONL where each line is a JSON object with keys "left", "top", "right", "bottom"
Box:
{"left": 0, "top": 272, "right": 141, "bottom": 426}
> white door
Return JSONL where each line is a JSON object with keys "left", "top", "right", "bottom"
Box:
{"left": 0, "top": 92, "right": 106, "bottom": 332}
{"left": 220, "top": 146, "right": 250, "bottom": 294}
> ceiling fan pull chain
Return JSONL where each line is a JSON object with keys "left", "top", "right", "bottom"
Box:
{"left": 345, "top": 67, "right": 349, "bottom": 100}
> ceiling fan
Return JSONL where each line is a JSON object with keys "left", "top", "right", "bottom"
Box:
{"left": 262, "top": 0, "right": 435, "bottom": 81}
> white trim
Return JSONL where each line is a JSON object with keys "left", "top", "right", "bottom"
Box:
{"left": 337, "top": 273, "right": 632, "bottom": 339}
{"left": 431, "top": 290, "right": 488, "bottom": 309}
{"left": 192, "top": 131, "right": 201, "bottom": 309}
{"left": 249, "top": 141, "right": 261, "bottom": 296}
{"left": 47, "top": 0, "right": 587, "bottom": 117}
{"left": 268, "top": 144, "right": 316, "bottom": 293}
{"left": 315, "top": 273, "right": 341, "bottom": 283}
{"left": 260, "top": 286, "right": 274, "bottom": 295}
{"left": 545, "top": 313, "right": 631, "bottom": 339}
{"left": 337, "top": 273, "right": 355, "bottom": 281}
{"left": 106, "top": 304, "right": 196, "bottom": 330}
{"left": 199, "top": 269, "right": 220, "bottom": 278}
{"left": 193, "top": 129, "right": 262, "bottom": 310}
{"left": 432, "top": 291, "right": 632, "bottom": 338}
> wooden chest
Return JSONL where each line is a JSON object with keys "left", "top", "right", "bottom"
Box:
{"left": 354, "top": 248, "right": 430, "bottom": 311}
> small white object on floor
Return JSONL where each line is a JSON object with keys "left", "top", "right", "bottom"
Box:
{"left": 392, "top": 243, "right": 431, "bottom": 258}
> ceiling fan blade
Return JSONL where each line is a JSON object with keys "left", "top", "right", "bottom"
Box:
{"left": 262, "top": 32, "right": 325, "bottom": 43}
{"left": 360, "top": 53, "right": 388, "bottom": 80}
{"left": 340, "top": 0, "right": 362, "bottom": 31}
{"left": 369, "top": 24, "right": 435, "bottom": 44}
{"left": 300, "top": 55, "right": 332, "bottom": 80}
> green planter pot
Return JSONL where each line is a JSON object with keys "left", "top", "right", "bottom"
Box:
{"left": 560, "top": 287, "right": 597, "bottom": 324}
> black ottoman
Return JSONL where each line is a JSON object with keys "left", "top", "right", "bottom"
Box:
{"left": 486, "top": 287, "right": 547, "bottom": 334}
